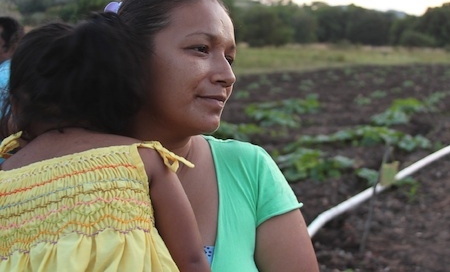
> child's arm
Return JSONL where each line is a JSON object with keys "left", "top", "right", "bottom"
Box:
{"left": 139, "top": 148, "right": 211, "bottom": 272}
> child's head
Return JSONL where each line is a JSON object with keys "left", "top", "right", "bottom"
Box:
{"left": 2, "top": 13, "right": 144, "bottom": 140}
{"left": 0, "top": 16, "right": 24, "bottom": 62}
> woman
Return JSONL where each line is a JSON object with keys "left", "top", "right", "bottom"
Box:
{"left": 0, "top": 13, "right": 210, "bottom": 271}
{"left": 115, "top": 0, "right": 319, "bottom": 270}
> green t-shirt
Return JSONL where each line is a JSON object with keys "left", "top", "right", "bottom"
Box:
{"left": 204, "top": 136, "right": 303, "bottom": 272}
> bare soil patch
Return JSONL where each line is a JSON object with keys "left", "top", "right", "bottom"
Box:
{"left": 222, "top": 64, "right": 450, "bottom": 271}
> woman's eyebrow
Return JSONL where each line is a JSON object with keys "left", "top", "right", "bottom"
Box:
{"left": 186, "top": 31, "right": 236, "bottom": 50}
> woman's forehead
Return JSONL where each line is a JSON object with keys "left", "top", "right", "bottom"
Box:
{"left": 167, "top": 1, "right": 234, "bottom": 37}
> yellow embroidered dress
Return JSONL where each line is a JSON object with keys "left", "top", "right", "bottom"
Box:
{"left": 0, "top": 133, "right": 193, "bottom": 272}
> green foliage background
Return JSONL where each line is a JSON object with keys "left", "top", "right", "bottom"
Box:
{"left": 2, "top": 0, "right": 450, "bottom": 48}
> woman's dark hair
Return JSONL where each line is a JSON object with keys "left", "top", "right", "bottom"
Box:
{"left": 119, "top": 0, "right": 228, "bottom": 53}
{"left": 0, "top": 12, "right": 145, "bottom": 140}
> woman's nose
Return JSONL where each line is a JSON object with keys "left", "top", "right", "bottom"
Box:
{"left": 212, "top": 57, "right": 236, "bottom": 88}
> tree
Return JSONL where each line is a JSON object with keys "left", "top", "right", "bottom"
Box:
{"left": 389, "top": 15, "right": 420, "bottom": 45}
{"left": 240, "top": 5, "right": 294, "bottom": 47}
{"left": 345, "top": 5, "right": 394, "bottom": 45}
{"left": 398, "top": 30, "right": 436, "bottom": 47}
{"left": 313, "top": 5, "right": 347, "bottom": 43}
{"left": 10, "top": 0, "right": 53, "bottom": 14}
{"left": 416, "top": 3, "right": 450, "bottom": 47}
{"left": 56, "top": 0, "right": 107, "bottom": 22}
{"left": 291, "top": 9, "right": 317, "bottom": 43}
{"left": 272, "top": 2, "right": 317, "bottom": 44}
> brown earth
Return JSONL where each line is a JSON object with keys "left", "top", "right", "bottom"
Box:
{"left": 220, "top": 64, "right": 450, "bottom": 271}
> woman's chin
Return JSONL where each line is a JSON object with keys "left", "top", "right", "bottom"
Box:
{"left": 199, "top": 121, "right": 221, "bottom": 135}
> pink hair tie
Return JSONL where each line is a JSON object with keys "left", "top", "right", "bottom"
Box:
{"left": 104, "top": 2, "right": 122, "bottom": 13}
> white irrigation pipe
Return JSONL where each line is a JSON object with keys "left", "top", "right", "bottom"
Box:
{"left": 307, "top": 145, "right": 450, "bottom": 238}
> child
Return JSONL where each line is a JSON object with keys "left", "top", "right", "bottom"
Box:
{"left": 0, "top": 13, "right": 210, "bottom": 272}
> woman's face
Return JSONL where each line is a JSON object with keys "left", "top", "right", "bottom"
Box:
{"left": 141, "top": 0, "right": 236, "bottom": 138}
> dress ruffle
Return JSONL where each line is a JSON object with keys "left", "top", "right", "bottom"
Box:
{"left": 0, "top": 131, "right": 22, "bottom": 159}
{"left": 138, "top": 141, "right": 194, "bottom": 172}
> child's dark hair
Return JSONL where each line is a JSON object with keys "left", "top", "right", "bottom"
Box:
{"left": 0, "top": 12, "right": 145, "bottom": 140}
{"left": 0, "top": 16, "right": 24, "bottom": 52}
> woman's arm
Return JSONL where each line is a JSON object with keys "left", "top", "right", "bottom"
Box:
{"left": 140, "top": 148, "right": 211, "bottom": 272}
{"left": 255, "top": 209, "right": 319, "bottom": 272}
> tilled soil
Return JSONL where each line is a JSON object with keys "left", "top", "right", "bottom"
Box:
{"left": 221, "top": 64, "right": 450, "bottom": 271}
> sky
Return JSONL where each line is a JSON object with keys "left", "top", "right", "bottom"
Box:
{"left": 293, "top": 0, "right": 448, "bottom": 16}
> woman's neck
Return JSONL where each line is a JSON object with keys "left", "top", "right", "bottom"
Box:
{"left": 127, "top": 121, "right": 199, "bottom": 158}
{"left": 161, "top": 135, "right": 199, "bottom": 159}
{"left": 28, "top": 124, "right": 93, "bottom": 140}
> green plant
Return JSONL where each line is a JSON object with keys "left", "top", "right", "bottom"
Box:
{"left": 402, "top": 80, "right": 415, "bottom": 88}
{"left": 354, "top": 95, "right": 372, "bottom": 105}
{"left": 245, "top": 105, "right": 300, "bottom": 128}
{"left": 356, "top": 167, "right": 418, "bottom": 195}
{"left": 370, "top": 90, "right": 387, "bottom": 98}
{"left": 234, "top": 90, "right": 250, "bottom": 99}
{"left": 269, "top": 86, "right": 283, "bottom": 94}
{"left": 401, "top": 179, "right": 420, "bottom": 201}
{"left": 423, "top": 91, "right": 449, "bottom": 110}
{"left": 281, "top": 73, "right": 292, "bottom": 81}
{"left": 356, "top": 168, "right": 379, "bottom": 186}
{"left": 284, "top": 125, "right": 431, "bottom": 152}
{"left": 391, "top": 86, "right": 403, "bottom": 93}
{"left": 275, "top": 148, "right": 354, "bottom": 182}
{"left": 298, "top": 79, "right": 315, "bottom": 92}
{"left": 354, "top": 90, "right": 387, "bottom": 106}
{"left": 371, "top": 97, "right": 425, "bottom": 126}
{"left": 245, "top": 82, "right": 261, "bottom": 90}
{"left": 244, "top": 94, "right": 320, "bottom": 128}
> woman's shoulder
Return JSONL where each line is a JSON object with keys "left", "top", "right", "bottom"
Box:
{"left": 203, "top": 135, "right": 270, "bottom": 160}
{"left": 203, "top": 135, "right": 260, "bottom": 149}
{"left": 203, "top": 135, "right": 253, "bottom": 148}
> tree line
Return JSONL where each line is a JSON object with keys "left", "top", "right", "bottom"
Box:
{"left": 3, "top": 0, "right": 450, "bottom": 48}
{"left": 229, "top": 1, "right": 450, "bottom": 48}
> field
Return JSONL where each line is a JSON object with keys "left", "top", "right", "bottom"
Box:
{"left": 233, "top": 44, "right": 450, "bottom": 75}
{"left": 218, "top": 47, "right": 450, "bottom": 271}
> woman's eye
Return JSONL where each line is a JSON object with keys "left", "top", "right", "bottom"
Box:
{"left": 193, "top": 46, "right": 208, "bottom": 53}
{"left": 226, "top": 56, "right": 234, "bottom": 65}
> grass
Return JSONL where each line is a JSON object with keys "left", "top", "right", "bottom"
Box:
{"left": 233, "top": 43, "right": 450, "bottom": 75}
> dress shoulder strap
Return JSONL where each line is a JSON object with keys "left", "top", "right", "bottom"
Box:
{"left": 136, "top": 141, "right": 195, "bottom": 172}
{"left": 0, "top": 131, "right": 22, "bottom": 159}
